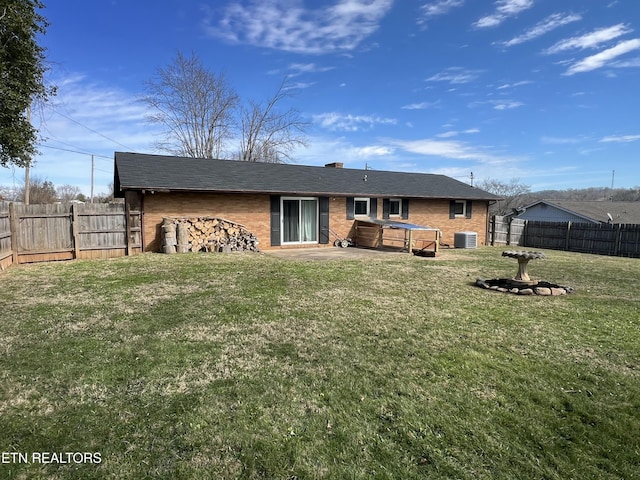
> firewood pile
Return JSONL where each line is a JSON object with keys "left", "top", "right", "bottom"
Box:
{"left": 162, "top": 217, "right": 259, "bottom": 253}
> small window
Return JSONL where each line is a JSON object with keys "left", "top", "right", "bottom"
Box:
{"left": 354, "top": 198, "right": 370, "bottom": 216}
{"left": 454, "top": 200, "right": 466, "bottom": 217}
{"left": 389, "top": 199, "right": 402, "bottom": 217}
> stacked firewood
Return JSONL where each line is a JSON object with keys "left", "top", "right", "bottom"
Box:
{"left": 162, "top": 217, "right": 259, "bottom": 253}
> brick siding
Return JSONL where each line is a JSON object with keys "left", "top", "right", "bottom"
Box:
{"left": 140, "top": 192, "right": 489, "bottom": 252}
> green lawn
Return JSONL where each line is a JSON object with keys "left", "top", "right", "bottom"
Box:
{"left": 0, "top": 247, "right": 638, "bottom": 479}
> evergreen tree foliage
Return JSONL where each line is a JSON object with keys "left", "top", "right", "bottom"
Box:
{"left": 0, "top": 0, "right": 52, "bottom": 168}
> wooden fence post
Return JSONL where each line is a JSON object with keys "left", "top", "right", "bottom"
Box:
{"left": 490, "top": 216, "right": 495, "bottom": 246}
{"left": 125, "top": 202, "right": 132, "bottom": 256}
{"left": 71, "top": 203, "right": 80, "bottom": 259}
{"left": 9, "top": 202, "right": 19, "bottom": 265}
{"left": 614, "top": 224, "right": 622, "bottom": 257}
{"left": 565, "top": 221, "right": 572, "bottom": 251}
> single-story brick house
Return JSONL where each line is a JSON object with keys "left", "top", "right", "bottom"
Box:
{"left": 114, "top": 152, "right": 500, "bottom": 252}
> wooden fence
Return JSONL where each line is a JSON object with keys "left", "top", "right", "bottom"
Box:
{"left": 489, "top": 216, "right": 525, "bottom": 246}
{"left": 0, "top": 202, "right": 141, "bottom": 270}
{"left": 490, "top": 215, "right": 640, "bottom": 258}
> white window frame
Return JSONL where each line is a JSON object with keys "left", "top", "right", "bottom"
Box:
{"left": 281, "top": 197, "right": 319, "bottom": 245}
{"left": 389, "top": 198, "right": 402, "bottom": 217}
{"left": 454, "top": 200, "right": 467, "bottom": 218}
{"left": 354, "top": 197, "right": 370, "bottom": 217}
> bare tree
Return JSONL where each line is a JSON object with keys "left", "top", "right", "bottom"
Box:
{"left": 142, "top": 52, "right": 238, "bottom": 159}
{"left": 92, "top": 182, "right": 115, "bottom": 203}
{"left": 17, "top": 176, "right": 55, "bottom": 203}
{"left": 56, "top": 184, "right": 81, "bottom": 202}
{"left": 0, "top": 185, "right": 20, "bottom": 201}
{"left": 476, "top": 177, "right": 531, "bottom": 216}
{"left": 238, "top": 80, "right": 309, "bottom": 163}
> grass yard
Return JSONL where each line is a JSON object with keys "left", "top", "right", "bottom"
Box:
{"left": 0, "top": 247, "right": 638, "bottom": 479}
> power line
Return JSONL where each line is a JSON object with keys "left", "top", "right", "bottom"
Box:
{"left": 39, "top": 144, "right": 112, "bottom": 160}
{"left": 51, "top": 109, "right": 136, "bottom": 151}
{"left": 36, "top": 144, "right": 114, "bottom": 203}
{"left": 38, "top": 122, "right": 118, "bottom": 162}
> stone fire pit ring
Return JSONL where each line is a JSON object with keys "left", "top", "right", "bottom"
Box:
{"left": 475, "top": 250, "right": 574, "bottom": 296}
{"left": 475, "top": 278, "right": 573, "bottom": 296}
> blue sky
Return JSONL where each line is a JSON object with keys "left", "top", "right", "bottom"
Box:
{"left": 2, "top": 0, "right": 640, "bottom": 197}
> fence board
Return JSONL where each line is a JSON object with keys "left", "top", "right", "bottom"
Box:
{"left": 568, "top": 223, "right": 615, "bottom": 255}
{"left": 616, "top": 224, "right": 640, "bottom": 257}
{"left": 490, "top": 216, "right": 640, "bottom": 258}
{"left": 524, "top": 221, "right": 567, "bottom": 250}
{"left": 0, "top": 202, "right": 142, "bottom": 267}
{"left": 490, "top": 216, "right": 524, "bottom": 245}
{"left": 0, "top": 202, "right": 11, "bottom": 270}
{"left": 13, "top": 203, "right": 73, "bottom": 254}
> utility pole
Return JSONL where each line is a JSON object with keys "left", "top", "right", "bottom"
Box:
{"left": 611, "top": 170, "right": 615, "bottom": 190}
{"left": 90, "top": 155, "right": 94, "bottom": 203}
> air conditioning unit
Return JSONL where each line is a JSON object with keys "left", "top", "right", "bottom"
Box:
{"left": 454, "top": 231, "right": 477, "bottom": 249}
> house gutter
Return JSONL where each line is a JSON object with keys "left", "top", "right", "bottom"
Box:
{"left": 121, "top": 186, "right": 500, "bottom": 202}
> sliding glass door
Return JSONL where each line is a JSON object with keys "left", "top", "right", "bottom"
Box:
{"left": 282, "top": 197, "right": 318, "bottom": 244}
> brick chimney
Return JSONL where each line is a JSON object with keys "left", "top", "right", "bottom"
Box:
{"left": 324, "top": 162, "right": 343, "bottom": 168}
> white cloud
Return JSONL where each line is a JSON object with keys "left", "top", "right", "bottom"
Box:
{"left": 436, "top": 131, "right": 458, "bottom": 138}
{"left": 436, "top": 128, "right": 480, "bottom": 138}
{"left": 474, "top": 0, "right": 534, "bottom": 29}
{"left": 287, "top": 63, "right": 335, "bottom": 76}
{"left": 426, "top": 67, "right": 483, "bottom": 84}
{"left": 205, "top": 0, "right": 394, "bottom": 54}
{"left": 41, "top": 75, "right": 155, "bottom": 152}
{"left": 285, "top": 81, "right": 316, "bottom": 89}
{"left": 354, "top": 145, "right": 394, "bottom": 156}
{"left": 545, "top": 24, "right": 632, "bottom": 54}
{"left": 541, "top": 135, "right": 586, "bottom": 144}
{"left": 612, "top": 57, "right": 640, "bottom": 68}
{"left": 500, "top": 13, "right": 582, "bottom": 47}
{"left": 291, "top": 135, "right": 395, "bottom": 168}
{"left": 496, "top": 80, "right": 533, "bottom": 89}
{"left": 419, "top": 0, "right": 464, "bottom": 25}
{"left": 387, "top": 137, "right": 519, "bottom": 165}
{"left": 600, "top": 134, "right": 640, "bottom": 143}
{"left": 0, "top": 74, "right": 159, "bottom": 195}
{"left": 565, "top": 38, "right": 640, "bottom": 75}
{"left": 468, "top": 99, "right": 523, "bottom": 110}
{"left": 401, "top": 101, "right": 440, "bottom": 110}
{"left": 492, "top": 101, "right": 524, "bottom": 110}
{"left": 313, "top": 112, "right": 397, "bottom": 131}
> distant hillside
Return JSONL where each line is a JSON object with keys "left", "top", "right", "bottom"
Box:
{"left": 524, "top": 187, "right": 640, "bottom": 203}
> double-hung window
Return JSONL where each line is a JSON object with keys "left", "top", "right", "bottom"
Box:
{"left": 453, "top": 200, "right": 466, "bottom": 217}
{"left": 389, "top": 199, "right": 402, "bottom": 217}
{"left": 449, "top": 200, "right": 472, "bottom": 219}
{"left": 354, "top": 198, "right": 370, "bottom": 217}
{"left": 382, "top": 198, "right": 409, "bottom": 219}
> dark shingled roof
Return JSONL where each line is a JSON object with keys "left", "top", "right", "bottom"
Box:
{"left": 114, "top": 152, "right": 500, "bottom": 200}
{"left": 522, "top": 199, "right": 640, "bottom": 224}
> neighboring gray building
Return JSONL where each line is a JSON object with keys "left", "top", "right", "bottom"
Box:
{"left": 513, "top": 200, "right": 640, "bottom": 224}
